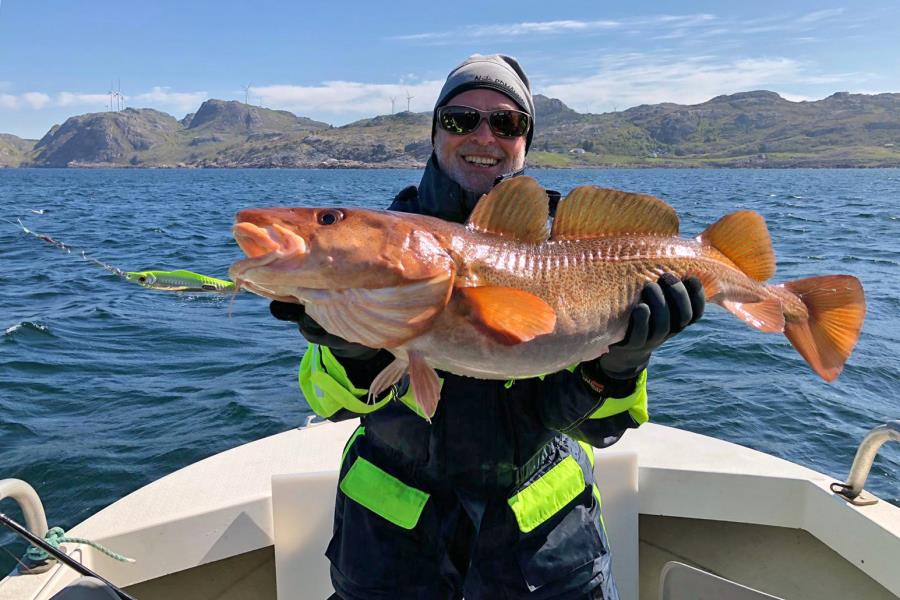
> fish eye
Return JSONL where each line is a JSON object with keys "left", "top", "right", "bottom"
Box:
{"left": 317, "top": 209, "right": 344, "bottom": 226}
{"left": 138, "top": 276, "right": 147, "bottom": 283}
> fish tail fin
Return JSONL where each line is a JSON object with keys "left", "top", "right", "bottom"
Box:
{"left": 698, "top": 211, "right": 776, "bottom": 282}
{"left": 781, "top": 275, "right": 866, "bottom": 382}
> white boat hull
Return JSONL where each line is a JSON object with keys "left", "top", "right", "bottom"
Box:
{"left": 2, "top": 420, "right": 898, "bottom": 600}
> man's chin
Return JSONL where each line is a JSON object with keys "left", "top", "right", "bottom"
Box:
{"left": 454, "top": 162, "right": 505, "bottom": 194}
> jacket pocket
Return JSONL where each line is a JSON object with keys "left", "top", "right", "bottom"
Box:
{"left": 339, "top": 456, "right": 430, "bottom": 530}
{"left": 516, "top": 503, "right": 605, "bottom": 593}
{"left": 507, "top": 455, "right": 586, "bottom": 533}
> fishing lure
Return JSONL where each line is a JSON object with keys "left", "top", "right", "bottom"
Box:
{"left": 125, "top": 270, "right": 236, "bottom": 293}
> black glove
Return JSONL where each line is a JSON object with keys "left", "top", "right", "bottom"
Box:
{"left": 269, "top": 300, "right": 380, "bottom": 360}
{"left": 591, "top": 273, "right": 705, "bottom": 382}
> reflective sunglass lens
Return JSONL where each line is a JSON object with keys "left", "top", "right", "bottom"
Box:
{"left": 439, "top": 109, "right": 481, "bottom": 134}
{"left": 438, "top": 106, "right": 530, "bottom": 138}
{"left": 489, "top": 111, "right": 529, "bottom": 138}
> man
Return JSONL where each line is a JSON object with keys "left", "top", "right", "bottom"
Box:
{"left": 271, "top": 54, "right": 704, "bottom": 600}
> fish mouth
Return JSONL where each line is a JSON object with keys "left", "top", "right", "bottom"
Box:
{"left": 233, "top": 222, "right": 308, "bottom": 261}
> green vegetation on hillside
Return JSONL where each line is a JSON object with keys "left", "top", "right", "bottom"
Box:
{"left": 9, "top": 91, "right": 900, "bottom": 168}
{"left": 0, "top": 133, "right": 37, "bottom": 167}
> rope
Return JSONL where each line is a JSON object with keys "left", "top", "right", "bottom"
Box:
{"left": 25, "top": 527, "right": 136, "bottom": 564}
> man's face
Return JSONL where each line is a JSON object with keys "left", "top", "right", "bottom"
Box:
{"left": 434, "top": 89, "right": 528, "bottom": 195}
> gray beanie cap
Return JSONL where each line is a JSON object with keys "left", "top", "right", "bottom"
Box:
{"left": 433, "top": 54, "right": 535, "bottom": 151}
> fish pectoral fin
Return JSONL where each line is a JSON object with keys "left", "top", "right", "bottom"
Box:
{"left": 466, "top": 177, "right": 550, "bottom": 243}
{"left": 408, "top": 351, "right": 441, "bottom": 422}
{"left": 722, "top": 298, "right": 785, "bottom": 333}
{"left": 304, "top": 271, "right": 454, "bottom": 348}
{"left": 551, "top": 186, "right": 679, "bottom": 240}
{"left": 456, "top": 286, "right": 557, "bottom": 345}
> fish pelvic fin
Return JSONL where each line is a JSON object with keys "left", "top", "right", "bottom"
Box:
{"left": 369, "top": 357, "right": 408, "bottom": 404}
{"left": 408, "top": 351, "right": 441, "bottom": 422}
{"left": 467, "top": 176, "right": 550, "bottom": 243}
{"left": 781, "top": 275, "right": 866, "bottom": 382}
{"left": 456, "top": 286, "right": 557, "bottom": 345}
{"left": 699, "top": 211, "right": 775, "bottom": 282}
{"left": 551, "top": 186, "right": 678, "bottom": 240}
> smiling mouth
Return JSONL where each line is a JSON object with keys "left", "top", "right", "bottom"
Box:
{"left": 462, "top": 155, "right": 500, "bottom": 167}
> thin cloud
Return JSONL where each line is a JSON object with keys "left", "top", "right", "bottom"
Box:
{"left": 0, "top": 92, "right": 53, "bottom": 109}
{"left": 0, "top": 87, "right": 207, "bottom": 112}
{"left": 743, "top": 9, "right": 848, "bottom": 34}
{"left": 798, "top": 8, "right": 845, "bottom": 23}
{"left": 539, "top": 54, "right": 865, "bottom": 113}
{"left": 390, "top": 15, "right": 715, "bottom": 43}
{"left": 22, "top": 92, "right": 50, "bottom": 109}
{"left": 130, "top": 87, "right": 208, "bottom": 112}
{"left": 396, "top": 11, "right": 851, "bottom": 46}
{"left": 251, "top": 80, "right": 443, "bottom": 117}
{"left": 57, "top": 92, "right": 112, "bottom": 107}
{"left": 391, "top": 19, "right": 622, "bottom": 42}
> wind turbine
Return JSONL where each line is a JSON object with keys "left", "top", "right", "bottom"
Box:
{"left": 389, "top": 96, "right": 396, "bottom": 114}
{"left": 242, "top": 83, "right": 252, "bottom": 105}
{"left": 405, "top": 90, "right": 414, "bottom": 112}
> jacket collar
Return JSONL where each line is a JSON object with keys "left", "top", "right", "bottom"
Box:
{"left": 417, "top": 154, "right": 525, "bottom": 223}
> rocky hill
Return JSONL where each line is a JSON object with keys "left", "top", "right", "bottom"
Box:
{"left": 10, "top": 91, "right": 900, "bottom": 168}
{"left": 28, "top": 101, "right": 332, "bottom": 168}
{"left": 0, "top": 134, "right": 37, "bottom": 167}
{"left": 31, "top": 108, "right": 182, "bottom": 167}
{"left": 196, "top": 110, "right": 431, "bottom": 168}
{"left": 529, "top": 91, "right": 900, "bottom": 167}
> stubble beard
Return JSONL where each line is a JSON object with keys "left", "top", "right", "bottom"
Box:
{"left": 438, "top": 150, "right": 526, "bottom": 196}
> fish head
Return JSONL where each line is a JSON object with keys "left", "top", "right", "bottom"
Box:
{"left": 125, "top": 271, "right": 157, "bottom": 287}
{"left": 229, "top": 206, "right": 454, "bottom": 302}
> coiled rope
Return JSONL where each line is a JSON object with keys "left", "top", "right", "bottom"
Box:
{"left": 25, "top": 527, "right": 135, "bottom": 564}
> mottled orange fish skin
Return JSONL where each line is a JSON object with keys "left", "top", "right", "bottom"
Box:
{"left": 230, "top": 207, "right": 813, "bottom": 380}
{"left": 376, "top": 226, "right": 777, "bottom": 378}
{"left": 435, "top": 227, "right": 769, "bottom": 327}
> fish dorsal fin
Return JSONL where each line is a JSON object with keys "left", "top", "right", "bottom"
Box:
{"left": 466, "top": 176, "right": 549, "bottom": 243}
{"left": 456, "top": 286, "right": 556, "bottom": 345}
{"left": 699, "top": 211, "right": 775, "bottom": 282}
{"left": 551, "top": 186, "right": 679, "bottom": 240}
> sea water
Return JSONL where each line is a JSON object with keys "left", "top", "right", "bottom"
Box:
{"left": 1, "top": 168, "right": 898, "bottom": 572}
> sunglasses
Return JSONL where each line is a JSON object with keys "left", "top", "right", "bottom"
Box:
{"left": 436, "top": 105, "right": 531, "bottom": 139}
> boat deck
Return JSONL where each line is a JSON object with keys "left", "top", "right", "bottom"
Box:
{"left": 2, "top": 421, "right": 898, "bottom": 600}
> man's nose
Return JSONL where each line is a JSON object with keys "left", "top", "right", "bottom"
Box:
{"left": 469, "top": 118, "right": 496, "bottom": 144}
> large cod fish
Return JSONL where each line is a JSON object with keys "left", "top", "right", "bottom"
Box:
{"left": 229, "top": 177, "right": 866, "bottom": 418}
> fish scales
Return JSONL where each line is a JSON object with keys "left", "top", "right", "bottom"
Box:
{"left": 230, "top": 176, "right": 866, "bottom": 418}
{"left": 443, "top": 230, "right": 756, "bottom": 332}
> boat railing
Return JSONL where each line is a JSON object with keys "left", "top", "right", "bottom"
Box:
{"left": 0, "top": 479, "right": 49, "bottom": 545}
{"left": 831, "top": 420, "right": 900, "bottom": 506}
{"left": 0, "top": 478, "right": 55, "bottom": 573}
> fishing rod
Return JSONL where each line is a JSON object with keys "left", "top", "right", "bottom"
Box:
{"left": 0, "top": 512, "right": 139, "bottom": 600}
{"left": 5, "top": 217, "right": 235, "bottom": 294}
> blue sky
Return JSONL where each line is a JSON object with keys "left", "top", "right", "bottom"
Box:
{"left": 1, "top": 0, "right": 898, "bottom": 139}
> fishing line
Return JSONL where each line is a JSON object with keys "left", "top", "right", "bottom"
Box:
{"left": 4, "top": 217, "right": 235, "bottom": 294}
{"left": 4, "top": 216, "right": 129, "bottom": 278}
